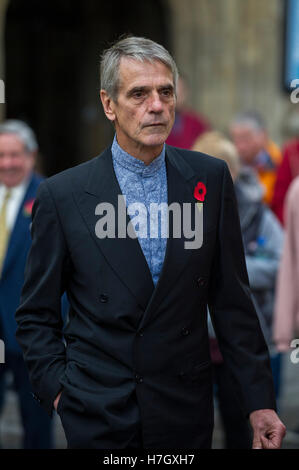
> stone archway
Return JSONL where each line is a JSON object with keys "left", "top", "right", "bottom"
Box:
{"left": 4, "top": 0, "right": 170, "bottom": 176}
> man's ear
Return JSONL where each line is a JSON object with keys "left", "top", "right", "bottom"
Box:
{"left": 100, "top": 90, "right": 116, "bottom": 122}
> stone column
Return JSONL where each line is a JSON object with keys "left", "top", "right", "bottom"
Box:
{"left": 167, "top": 0, "right": 290, "bottom": 144}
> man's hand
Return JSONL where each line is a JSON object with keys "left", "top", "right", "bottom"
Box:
{"left": 249, "top": 409, "right": 286, "bottom": 449}
{"left": 53, "top": 391, "right": 62, "bottom": 412}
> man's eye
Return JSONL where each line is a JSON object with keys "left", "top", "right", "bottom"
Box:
{"left": 161, "top": 89, "right": 172, "bottom": 97}
{"left": 133, "top": 91, "right": 145, "bottom": 99}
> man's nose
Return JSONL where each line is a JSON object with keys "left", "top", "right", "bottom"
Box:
{"left": 148, "top": 92, "right": 163, "bottom": 112}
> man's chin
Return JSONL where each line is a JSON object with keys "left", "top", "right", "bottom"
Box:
{"left": 142, "top": 133, "right": 168, "bottom": 148}
{"left": 0, "top": 175, "right": 22, "bottom": 188}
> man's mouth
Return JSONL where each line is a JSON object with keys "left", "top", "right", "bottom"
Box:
{"left": 144, "top": 123, "right": 165, "bottom": 127}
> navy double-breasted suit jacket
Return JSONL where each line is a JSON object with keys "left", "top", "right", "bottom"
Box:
{"left": 15, "top": 146, "right": 276, "bottom": 448}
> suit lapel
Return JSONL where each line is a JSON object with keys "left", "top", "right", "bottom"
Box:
{"left": 73, "top": 148, "right": 155, "bottom": 311}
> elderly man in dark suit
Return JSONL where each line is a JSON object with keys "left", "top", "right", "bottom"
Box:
{"left": 15, "top": 37, "right": 285, "bottom": 449}
{"left": 0, "top": 120, "right": 53, "bottom": 448}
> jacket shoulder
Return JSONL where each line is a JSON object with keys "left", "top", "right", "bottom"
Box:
{"left": 46, "top": 158, "right": 95, "bottom": 185}
{"left": 40, "top": 152, "right": 105, "bottom": 196}
{"left": 31, "top": 172, "right": 44, "bottom": 185}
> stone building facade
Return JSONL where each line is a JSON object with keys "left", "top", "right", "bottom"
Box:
{"left": 169, "top": 0, "right": 294, "bottom": 143}
{"left": 0, "top": 0, "right": 297, "bottom": 172}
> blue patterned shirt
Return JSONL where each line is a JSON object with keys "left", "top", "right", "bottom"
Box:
{"left": 111, "top": 136, "right": 168, "bottom": 286}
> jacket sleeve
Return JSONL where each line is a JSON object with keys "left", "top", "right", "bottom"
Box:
{"left": 15, "top": 180, "right": 69, "bottom": 416}
{"left": 208, "top": 162, "right": 276, "bottom": 416}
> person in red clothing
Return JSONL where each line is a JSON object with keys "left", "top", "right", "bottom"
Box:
{"left": 166, "top": 75, "right": 210, "bottom": 149}
{"left": 271, "top": 138, "right": 299, "bottom": 225}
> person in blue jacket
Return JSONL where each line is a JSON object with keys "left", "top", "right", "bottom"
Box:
{"left": 0, "top": 120, "right": 53, "bottom": 448}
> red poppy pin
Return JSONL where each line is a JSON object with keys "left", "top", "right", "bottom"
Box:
{"left": 194, "top": 181, "right": 207, "bottom": 211}
{"left": 194, "top": 182, "right": 206, "bottom": 212}
{"left": 23, "top": 199, "right": 35, "bottom": 217}
{"left": 194, "top": 182, "right": 206, "bottom": 202}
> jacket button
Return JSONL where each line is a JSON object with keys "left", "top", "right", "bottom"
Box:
{"left": 31, "top": 392, "right": 41, "bottom": 403}
{"left": 138, "top": 329, "right": 144, "bottom": 337}
{"left": 181, "top": 327, "right": 190, "bottom": 336}
{"left": 135, "top": 374, "right": 143, "bottom": 384}
{"left": 197, "top": 277, "right": 206, "bottom": 287}
{"left": 99, "top": 294, "right": 109, "bottom": 303}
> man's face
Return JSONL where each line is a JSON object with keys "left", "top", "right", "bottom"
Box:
{"left": 101, "top": 58, "right": 176, "bottom": 159}
{"left": 230, "top": 125, "right": 265, "bottom": 165}
{"left": 0, "top": 134, "right": 35, "bottom": 188}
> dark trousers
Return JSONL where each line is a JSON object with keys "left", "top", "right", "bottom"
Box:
{"left": 0, "top": 352, "right": 53, "bottom": 449}
{"left": 125, "top": 426, "right": 143, "bottom": 449}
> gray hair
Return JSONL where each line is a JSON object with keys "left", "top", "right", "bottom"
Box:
{"left": 0, "top": 119, "right": 38, "bottom": 152}
{"left": 100, "top": 36, "right": 179, "bottom": 101}
{"left": 231, "top": 111, "right": 266, "bottom": 133}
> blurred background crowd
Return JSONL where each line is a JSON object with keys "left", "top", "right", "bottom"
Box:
{"left": 0, "top": 0, "right": 298, "bottom": 449}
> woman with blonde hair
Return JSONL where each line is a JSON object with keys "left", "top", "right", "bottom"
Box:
{"left": 192, "top": 131, "right": 240, "bottom": 181}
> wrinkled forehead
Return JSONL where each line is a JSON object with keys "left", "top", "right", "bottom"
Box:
{"left": 117, "top": 57, "right": 175, "bottom": 90}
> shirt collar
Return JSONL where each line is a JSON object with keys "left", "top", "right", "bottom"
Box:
{"left": 111, "top": 135, "right": 165, "bottom": 177}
